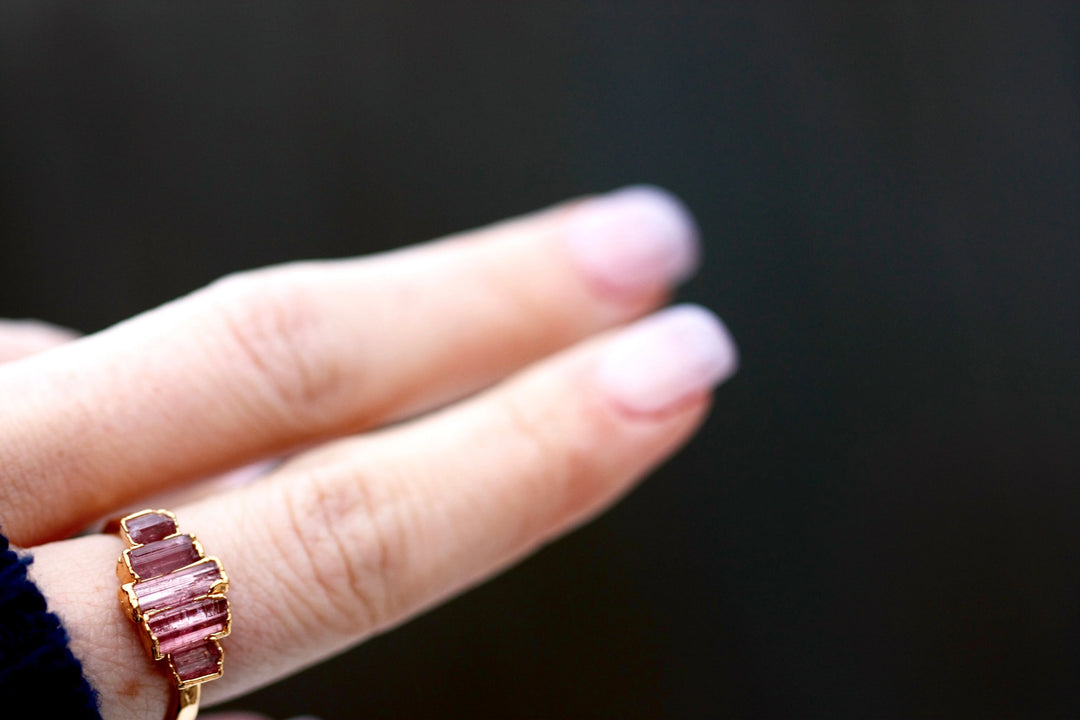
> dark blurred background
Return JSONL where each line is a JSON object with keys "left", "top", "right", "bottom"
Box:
{"left": 2, "top": 2, "right": 1079, "bottom": 717}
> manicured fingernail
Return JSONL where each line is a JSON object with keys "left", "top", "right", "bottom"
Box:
{"left": 595, "top": 304, "right": 738, "bottom": 414}
{"left": 566, "top": 185, "right": 701, "bottom": 294}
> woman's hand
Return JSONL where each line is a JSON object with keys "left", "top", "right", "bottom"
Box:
{"left": 0, "top": 186, "right": 737, "bottom": 719}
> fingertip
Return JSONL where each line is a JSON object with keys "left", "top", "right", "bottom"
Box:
{"left": 0, "top": 318, "right": 80, "bottom": 362}
{"left": 564, "top": 185, "right": 702, "bottom": 296}
{"left": 594, "top": 304, "right": 738, "bottom": 416}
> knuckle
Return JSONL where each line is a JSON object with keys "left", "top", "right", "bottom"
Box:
{"left": 500, "top": 392, "right": 567, "bottom": 482}
{"left": 277, "top": 464, "right": 401, "bottom": 636}
{"left": 204, "top": 268, "right": 343, "bottom": 428}
{"left": 477, "top": 257, "right": 579, "bottom": 350}
{"left": 497, "top": 387, "right": 610, "bottom": 527}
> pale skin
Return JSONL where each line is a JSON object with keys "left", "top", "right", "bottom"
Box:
{"left": 0, "top": 187, "right": 738, "bottom": 719}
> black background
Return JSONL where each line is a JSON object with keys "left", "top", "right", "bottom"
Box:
{"left": 2, "top": 3, "right": 1079, "bottom": 718}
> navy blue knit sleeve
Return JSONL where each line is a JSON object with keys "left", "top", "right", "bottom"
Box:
{"left": 0, "top": 531, "right": 101, "bottom": 717}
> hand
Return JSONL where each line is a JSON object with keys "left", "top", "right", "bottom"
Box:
{"left": 0, "top": 186, "right": 737, "bottom": 719}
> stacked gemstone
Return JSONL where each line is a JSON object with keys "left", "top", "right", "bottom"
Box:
{"left": 118, "top": 510, "right": 230, "bottom": 686}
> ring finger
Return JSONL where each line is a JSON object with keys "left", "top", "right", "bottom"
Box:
{"left": 28, "top": 304, "right": 737, "bottom": 719}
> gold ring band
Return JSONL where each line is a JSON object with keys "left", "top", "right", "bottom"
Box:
{"left": 113, "top": 509, "right": 231, "bottom": 720}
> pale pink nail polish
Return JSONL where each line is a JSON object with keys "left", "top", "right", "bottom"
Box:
{"left": 566, "top": 185, "right": 701, "bottom": 294}
{"left": 595, "top": 304, "right": 738, "bottom": 414}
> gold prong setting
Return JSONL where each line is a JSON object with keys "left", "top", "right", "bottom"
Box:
{"left": 115, "top": 509, "right": 231, "bottom": 693}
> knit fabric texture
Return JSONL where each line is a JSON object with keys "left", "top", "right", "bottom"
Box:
{"left": 0, "top": 531, "right": 101, "bottom": 717}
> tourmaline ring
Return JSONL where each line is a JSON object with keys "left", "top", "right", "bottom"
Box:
{"left": 114, "top": 509, "right": 231, "bottom": 720}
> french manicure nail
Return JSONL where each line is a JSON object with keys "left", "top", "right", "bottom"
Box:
{"left": 566, "top": 185, "right": 701, "bottom": 294}
{"left": 595, "top": 304, "right": 738, "bottom": 414}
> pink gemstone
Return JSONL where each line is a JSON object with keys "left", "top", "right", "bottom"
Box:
{"left": 133, "top": 559, "right": 223, "bottom": 613}
{"left": 125, "top": 512, "right": 177, "bottom": 545}
{"left": 128, "top": 535, "right": 201, "bottom": 580}
{"left": 170, "top": 641, "right": 223, "bottom": 683}
{"left": 148, "top": 596, "right": 229, "bottom": 656}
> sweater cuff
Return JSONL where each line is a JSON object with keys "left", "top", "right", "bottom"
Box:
{"left": 0, "top": 530, "right": 101, "bottom": 717}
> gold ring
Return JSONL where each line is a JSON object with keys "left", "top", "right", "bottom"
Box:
{"left": 113, "top": 509, "right": 231, "bottom": 720}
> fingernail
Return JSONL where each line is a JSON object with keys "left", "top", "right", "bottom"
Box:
{"left": 566, "top": 185, "right": 701, "bottom": 294}
{"left": 595, "top": 304, "right": 738, "bottom": 414}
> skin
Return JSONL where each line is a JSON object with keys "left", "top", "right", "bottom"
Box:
{"left": 0, "top": 189, "right": 736, "bottom": 719}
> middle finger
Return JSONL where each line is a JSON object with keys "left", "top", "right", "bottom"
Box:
{"left": 0, "top": 186, "right": 699, "bottom": 545}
